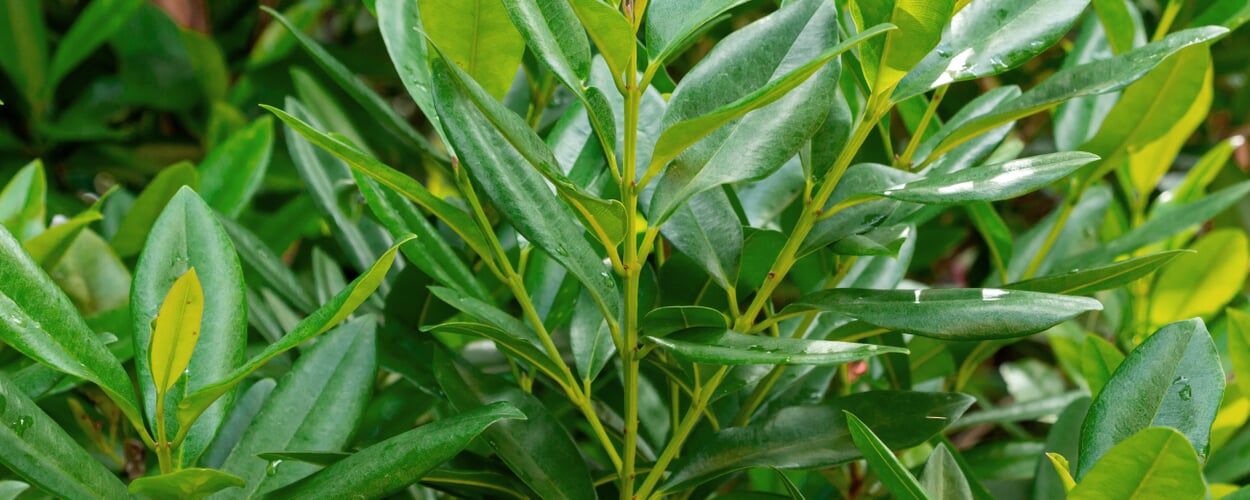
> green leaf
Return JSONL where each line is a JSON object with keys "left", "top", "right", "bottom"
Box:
{"left": 965, "top": 202, "right": 1012, "bottom": 280}
{"left": 0, "top": 224, "right": 146, "bottom": 441}
{"left": 220, "top": 318, "right": 377, "bottom": 498}
{"left": 0, "top": 373, "right": 130, "bottom": 499}
{"left": 645, "top": 329, "right": 907, "bottom": 366}
{"left": 784, "top": 288, "right": 1101, "bottom": 340}
{"left": 845, "top": 411, "right": 927, "bottom": 500}
{"left": 1052, "top": 14, "right": 1117, "bottom": 152}
{"left": 642, "top": 305, "right": 730, "bottom": 338}
{"left": 1070, "top": 427, "right": 1205, "bottom": 499}
{"left": 434, "top": 351, "right": 596, "bottom": 499}
{"left": 420, "top": 0, "right": 525, "bottom": 101}
{"left": 645, "top": 0, "right": 751, "bottom": 63}
{"left": 894, "top": 0, "right": 1089, "bottom": 101}
{"left": 45, "top": 0, "right": 141, "bottom": 90}
{"left": 832, "top": 224, "right": 912, "bottom": 257}
{"left": 569, "top": 290, "right": 616, "bottom": 383}
{"left": 565, "top": 0, "right": 633, "bottom": 85}
{"left": 262, "top": 402, "right": 525, "bottom": 499}
{"left": 660, "top": 391, "right": 973, "bottom": 492}
{"left": 133, "top": 188, "right": 246, "bottom": 468}
{"left": 1081, "top": 334, "right": 1124, "bottom": 398}
{"left": 802, "top": 163, "right": 918, "bottom": 255}
{"left": 929, "top": 27, "right": 1227, "bottom": 160}
{"left": 851, "top": 0, "right": 954, "bottom": 94}
{"left": 112, "top": 162, "right": 198, "bottom": 258}
{"left": 0, "top": 160, "right": 46, "bottom": 241}
{"left": 1059, "top": 180, "right": 1250, "bottom": 271}
{"left": 504, "top": 0, "right": 592, "bottom": 85}
{"left": 215, "top": 215, "right": 316, "bottom": 314}
{"left": 375, "top": 0, "right": 446, "bottom": 146}
{"left": 1227, "top": 309, "right": 1250, "bottom": 398}
{"left": 1149, "top": 229, "right": 1248, "bottom": 326}
{"left": 147, "top": 268, "right": 203, "bottom": 394}
{"left": 662, "top": 189, "right": 742, "bottom": 291}
{"left": 428, "top": 286, "right": 544, "bottom": 350}
{"left": 1004, "top": 250, "right": 1188, "bottom": 295}
{"left": 262, "top": 104, "right": 492, "bottom": 263}
{"left": 0, "top": 0, "right": 48, "bottom": 106}
{"left": 1083, "top": 45, "right": 1211, "bottom": 196}
{"left": 23, "top": 209, "right": 103, "bottom": 270}
{"left": 878, "top": 152, "right": 1099, "bottom": 204}
{"left": 1034, "top": 397, "right": 1090, "bottom": 498}
{"left": 1191, "top": 0, "right": 1250, "bottom": 31}
{"left": 1078, "top": 319, "right": 1224, "bottom": 476}
{"left": 424, "top": 322, "right": 568, "bottom": 388}
{"left": 429, "top": 58, "right": 622, "bottom": 322}
{"left": 128, "top": 469, "right": 245, "bottom": 500}
{"left": 0, "top": 481, "right": 29, "bottom": 499}
{"left": 176, "top": 237, "right": 411, "bottom": 433}
{"left": 253, "top": 451, "right": 349, "bottom": 467}
{"left": 199, "top": 117, "right": 274, "bottom": 219}
{"left": 923, "top": 444, "right": 974, "bottom": 500}
{"left": 200, "top": 379, "right": 275, "bottom": 469}
{"left": 261, "top": 6, "right": 440, "bottom": 158}
{"left": 1091, "top": 0, "right": 1138, "bottom": 54}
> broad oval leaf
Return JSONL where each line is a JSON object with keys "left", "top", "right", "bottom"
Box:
{"left": 642, "top": 305, "right": 729, "bottom": 338}
{"left": 1148, "top": 229, "right": 1248, "bottom": 326}
{"left": 128, "top": 469, "right": 245, "bottom": 500}
{"left": 645, "top": 0, "right": 751, "bottom": 63}
{"left": 148, "top": 268, "right": 204, "bottom": 393}
{"left": 133, "top": 187, "right": 246, "bottom": 468}
{"left": 659, "top": 391, "right": 973, "bottom": 492}
{"left": 894, "top": 0, "right": 1089, "bottom": 101}
{"left": 420, "top": 0, "right": 525, "bottom": 101}
{"left": 262, "top": 401, "right": 525, "bottom": 499}
{"left": 786, "top": 288, "right": 1102, "bottom": 340}
{"left": 1070, "top": 427, "right": 1205, "bottom": 500}
{"left": 0, "top": 373, "right": 129, "bottom": 499}
{"left": 879, "top": 152, "right": 1099, "bottom": 204}
{"left": 1078, "top": 319, "right": 1224, "bottom": 476}
{"left": 645, "top": 328, "right": 907, "bottom": 366}
{"left": 845, "top": 411, "right": 927, "bottom": 500}
{"left": 1004, "top": 250, "right": 1189, "bottom": 295}
{"left": 662, "top": 189, "right": 742, "bottom": 292}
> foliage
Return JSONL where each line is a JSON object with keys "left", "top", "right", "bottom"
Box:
{"left": 2, "top": 0, "right": 1250, "bottom": 498}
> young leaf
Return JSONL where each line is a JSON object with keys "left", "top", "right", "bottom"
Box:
{"left": 112, "top": 162, "right": 198, "bottom": 258}
{"left": 1078, "top": 319, "right": 1224, "bottom": 476}
{"left": 133, "top": 187, "right": 246, "bottom": 468}
{"left": 434, "top": 351, "right": 596, "bottom": 499}
{"left": 0, "top": 160, "right": 46, "bottom": 241}
{"left": 845, "top": 411, "right": 927, "bottom": 500}
{"left": 0, "top": 374, "right": 130, "bottom": 499}
{"left": 220, "top": 318, "right": 377, "bottom": 497}
{"left": 128, "top": 469, "right": 245, "bottom": 500}
{"left": 1004, "top": 250, "right": 1189, "bottom": 295}
{"left": 148, "top": 268, "right": 203, "bottom": 394}
{"left": 851, "top": 0, "right": 954, "bottom": 94}
{"left": 1044, "top": 453, "right": 1076, "bottom": 492}
{"left": 1148, "top": 229, "right": 1248, "bottom": 326}
{"left": 1070, "top": 428, "right": 1205, "bottom": 499}
{"left": 878, "top": 152, "right": 1099, "bottom": 204}
{"left": 198, "top": 116, "right": 274, "bottom": 219}
{"left": 645, "top": 329, "right": 907, "bottom": 366}
{"left": 659, "top": 391, "right": 973, "bottom": 493}
{"left": 894, "top": 0, "right": 1088, "bottom": 101}
{"left": 784, "top": 288, "right": 1102, "bottom": 340}
{"left": 419, "top": 0, "right": 525, "bottom": 100}
{"left": 565, "top": 0, "right": 633, "bottom": 85}
{"left": 262, "top": 402, "right": 526, "bottom": 499}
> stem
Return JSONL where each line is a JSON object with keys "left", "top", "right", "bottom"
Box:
{"left": 897, "top": 85, "right": 948, "bottom": 169}
{"left": 154, "top": 395, "right": 172, "bottom": 474}
{"left": 1020, "top": 194, "right": 1077, "bottom": 280}
{"left": 620, "top": 25, "right": 644, "bottom": 499}
{"left": 635, "top": 367, "right": 729, "bottom": 499}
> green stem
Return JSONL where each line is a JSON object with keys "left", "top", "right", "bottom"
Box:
{"left": 897, "top": 85, "right": 948, "bottom": 169}
{"left": 621, "top": 31, "right": 644, "bottom": 499}
{"left": 154, "top": 394, "right": 172, "bottom": 474}
{"left": 1153, "top": 0, "right": 1183, "bottom": 42}
{"left": 635, "top": 367, "right": 729, "bottom": 499}
{"left": 1020, "top": 194, "right": 1077, "bottom": 280}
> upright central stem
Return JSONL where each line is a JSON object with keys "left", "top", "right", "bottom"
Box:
{"left": 620, "top": 47, "right": 644, "bottom": 499}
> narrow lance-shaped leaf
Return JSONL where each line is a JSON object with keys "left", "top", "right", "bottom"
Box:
{"left": 149, "top": 268, "right": 203, "bottom": 394}
{"left": 176, "top": 236, "right": 412, "bottom": 431}
{"left": 645, "top": 329, "right": 907, "bottom": 366}
{"left": 565, "top": 0, "right": 633, "bottom": 85}
{"left": 112, "top": 162, "right": 198, "bottom": 258}
{"left": 0, "top": 0, "right": 48, "bottom": 106}
{"left": 922, "top": 444, "right": 974, "bottom": 500}
{"left": 199, "top": 116, "right": 275, "bottom": 218}
{"left": 1004, "top": 250, "right": 1189, "bottom": 295}
{"left": 262, "top": 402, "right": 526, "bottom": 499}
{"left": 845, "top": 411, "right": 928, "bottom": 500}
{"left": 376, "top": 0, "right": 447, "bottom": 146}
{"left": 23, "top": 209, "right": 103, "bottom": 270}
{"left": 877, "top": 152, "right": 1099, "bottom": 205}
{"left": 784, "top": 288, "right": 1101, "bottom": 341}
{"left": 0, "top": 159, "right": 46, "bottom": 241}
{"left": 45, "top": 0, "right": 144, "bottom": 91}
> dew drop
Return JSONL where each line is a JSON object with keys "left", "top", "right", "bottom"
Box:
{"left": 555, "top": 246, "right": 570, "bottom": 257}
{"left": 10, "top": 416, "right": 31, "bottom": 437}
{"left": 267, "top": 459, "right": 283, "bottom": 477}
{"left": 1179, "top": 384, "right": 1193, "bottom": 401}
{"left": 936, "top": 48, "right": 952, "bottom": 58}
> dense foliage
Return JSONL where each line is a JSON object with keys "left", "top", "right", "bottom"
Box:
{"left": 3, "top": 0, "right": 1250, "bottom": 498}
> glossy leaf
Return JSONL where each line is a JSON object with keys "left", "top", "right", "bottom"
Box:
{"left": 642, "top": 305, "right": 730, "bottom": 338}
{"left": 133, "top": 188, "right": 246, "bottom": 467}
{"left": 930, "top": 27, "right": 1227, "bottom": 159}
{"left": 803, "top": 163, "right": 919, "bottom": 255}
{"left": 220, "top": 318, "right": 377, "bottom": 498}
{"left": 784, "top": 288, "right": 1101, "bottom": 340}
{"left": 504, "top": 0, "right": 591, "bottom": 86}
{"left": 23, "top": 209, "right": 102, "bottom": 269}
{"left": 852, "top": 0, "right": 953, "bottom": 94}
{"left": 1148, "top": 229, "right": 1248, "bottom": 326}
{"left": 1052, "top": 14, "right": 1117, "bottom": 152}
{"left": 878, "top": 152, "right": 1098, "bottom": 204}
{"left": 645, "top": 0, "right": 751, "bottom": 63}
{"left": 923, "top": 444, "right": 973, "bottom": 500}
{"left": 215, "top": 215, "right": 316, "bottom": 314}
{"left": 1091, "top": 0, "right": 1138, "bottom": 54}
{"left": 965, "top": 202, "right": 1012, "bottom": 279}
{"left": 199, "top": 117, "right": 274, "bottom": 218}
{"left": 1005, "top": 250, "right": 1187, "bottom": 295}
{"left": 1070, "top": 427, "right": 1205, "bottom": 499}
{"left": 894, "top": 0, "right": 1088, "bottom": 101}
{"left": 434, "top": 351, "right": 596, "bottom": 499}
{"left": 429, "top": 58, "right": 622, "bottom": 321}
{"left": 420, "top": 0, "right": 525, "bottom": 100}
{"left": 112, "top": 162, "right": 198, "bottom": 257}
{"left": 375, "top": 0, "right": 445, "bottom": 144}
{"left": 569, "top": 290, "right": 616, "bottom": 383}
{"left": 425, "top": 321, "right": 567, "bottom": 387}
{"left": 565, "top": 0, "right": 633, "bottom": 84}
{"left": 1079, "top": 319, "right": 1224, "bottom": 476}
{"left": 0, "top": 373, "right": 130, "bottom": 499}
{"left": 128, "top": 469, "right": 245, "bottom": 500}
{"left": 660, "top": 391, "right": 972, "bottom": 492}
{"left": 46, "top": 0, "right": 144, "bottom": 91}
{"left": 662, "top": 189, "right": 742, "bottom": 291}
{"left": 263, "top": 402, "right": 525, "bottom": 499}
{"left": 1081, "top": 334, "right": 1124, "bottom": 399}
{"left": 148, "top": 268, "right": 203, "bottom": 394}
{"left": 846, "top": 411, "right": 927, "bottom": 500}
{"left": 176, "top": 237, "right": 411, "bottom": 431}
{"left": 645, "top": 328, "right": 906, "bottom": 366}
{"left": 0, "top": 160, "right": 46, "bottom": 241}
{"left": 1045, "top": 453, "right": 1077, "bottom": 492}
{"left": 200, "top": 379, "right": 276, "bottom": 469}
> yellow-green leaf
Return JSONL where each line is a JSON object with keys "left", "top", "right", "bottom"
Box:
{"left": 1045, "top": 453, "right": 1076, "bottom": 492}
{"left": 149, "top": 268, "right": 204, "bottom": 393}
{"left": 1149, "top": 229, "right": 1248, "bottom": 326}
{"left": 1226, "top": 309, "right": 1250, "bottom": 398}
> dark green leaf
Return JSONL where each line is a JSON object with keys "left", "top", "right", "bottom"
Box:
{"left": 645, "top": 328, "right": 906, "bottom": 366}
{"left": 846, "top": 411, "right": 927, "bottom": 500}
{"left": 200, "top": 379, "right": 275, "bottom": 469}
{"left": 1004, "top": 251, "right": 1189, "bottom": 295}
{"left": 215, "top": 215, "right": 316, "bottom": 314}
{"left": 802, "top": 163, "right": 919, "bottom": 255}
{"left": 785, "top": 288, "right": 1102, "bottom": 340}
{"left": 569, "top": 290, "right": 616, "bottom": 383}
{"left": 46, "top": 0, "right": 144, "bottom": 90}
{"left": 262, "top": 402, "right": 525, "bottom": 499}
{"left": 645, "top": 0, "right": 750, "bottom": 63}
{"left": 642, "top": 305, "right": 728, "bottom": 338}
{"left": 1081, "top": 335, "right": 1124, "bottom": 399}
{"left": 1078, "top": 319, "right": 1224, "bottom": 476}
{"left": 128, "top": 469, "right": 245, "bottom": 500}
{"left": 663, "top": 189, "right": 742, "bottom": 291}
{"left": 0, "top": 0, "right": 47, "bottom": 106}
{"left": 375, "top": 0, "right": 446, "bottom": 144}
{"left": 112, "top": 162, "right": 198, "bottom": 258}
{"left": 199, "top": 117, "right": 274, "bottom": 219}
{"left": 1033, "top": 396, "right": 1091, "bottom": 499}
